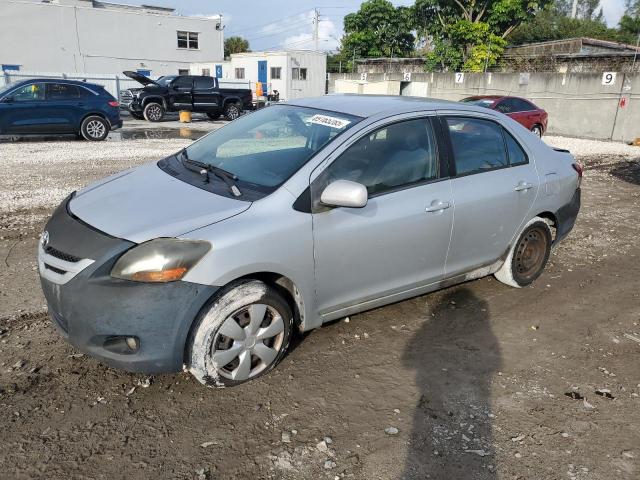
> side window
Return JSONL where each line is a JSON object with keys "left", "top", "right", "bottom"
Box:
{"left": 11, "top": 83, "right": 45, "bottom": 102}
{"left": 494, "top": 99, "right": 515, "bottom": 113}
{"left": 194, "top": 77, "right": 214, "bottom": 89}
{"left": 320, "top": 118, "right": 440, "bottom": 197}
{"left": 172, "top": 76, "right": 193, "bottom": 89}
{"left": 48, "top": 83, "right": 81, "bottom": 100}
{"left": 503, "top": 130, "right": 528, "bottom": 166}
{"left": 446, "top": 117, "right": 508, "bottom": 176}
{"left": 514, "top": 99, "right": 535, "bottom": 111}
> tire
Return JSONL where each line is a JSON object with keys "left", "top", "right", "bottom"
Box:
{"left": 143, "top": 102, "right": 165, "bottom": 122}
{"left": 531, "top": 125, "right": 543, "bottom": 137}
{"left": 188, "top": 280, "right": 294, "bottom": 388}
{"left": 223, "top": 102, "right": 242, "bottom": 121}
{"left": 129, "top": 112, "right": 144, "bottom": 120}
{"left": 80, "top": 115, "right": 109, "bottom": 141}
{"left": 495, "top": 217, "right": 552, "bottom": 288}
{"left": 206, "top": 112, "right": 222, "bottom": 120}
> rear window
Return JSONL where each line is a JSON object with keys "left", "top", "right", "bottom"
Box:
{"left": 461, "top": 98, "right": 495, "bottom": 108}
{"left": 48, "top": 83, "right": 81, "bottom": 99}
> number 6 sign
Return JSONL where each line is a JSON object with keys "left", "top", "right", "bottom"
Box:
{"left": 602, "top": 72, "right": 616, "bottom": 85}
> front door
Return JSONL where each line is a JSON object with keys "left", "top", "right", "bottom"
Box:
{"left": 170, "top": 76, "right": 194, "bottom": 110}
{"left": 441, "top": 116, "right": 539, "bottom": 276}
{"left": 0, "top": 82, "right": 47, "bottom": 134}
{"left": 310, "top": 116, "right": 453, "bottom": 316}
{"left": 192, "top": 76, "right": 220, "bottom": 111}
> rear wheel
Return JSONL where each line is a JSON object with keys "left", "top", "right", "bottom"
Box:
{"left": 80, "top": 115, "right": 109, "bottom": 141}
{"left": 143, "top": 102, "right": 165, "bottom": 122}
{"left": 206, "top": 112, "right": 222, "bottom": 120}
{"left": 223, "top": 102, "right": 242, "bottom": 121}
{"left": 495, "top": 218, "right": 552, "bottom": 288}
{"left": 188, "top": 280, "right": 293, "bottom": 388}
{"left": 531, "top": 125, "right": 543, "bottom": 137}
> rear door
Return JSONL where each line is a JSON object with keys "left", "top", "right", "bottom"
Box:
{"left": 192, "top": 76, "right": 221, "bottom": 111}
{"left": 310, "top": 115, "right": 454, "bottom": 317}
{"left": 45, "top": 83, "right": 86, "bottom": 133}
{"left": 0, "top": 82, "right": 47, "bottom": 134}
{"left": 441, "top": 115, "right": 539, "bottom": 276}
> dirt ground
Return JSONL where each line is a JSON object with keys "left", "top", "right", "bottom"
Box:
{"left": 0, "top": 130, "right": 639, "bottom": 480}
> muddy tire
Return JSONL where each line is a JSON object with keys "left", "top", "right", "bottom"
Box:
{"left": 206, "top": 112, "right": 222, "bottom": 120}
{"left": 495, "top": 217, "right": 552, "bottom": 288}
{"left": 188, "top": 280, "right": 293, "bottom": 388}
{"left": 223, "top": 102, "right": 242, "bottom": 121}
{"left": 80, "top": 115, "right": 109, "bottom": 141}
{"left": 143, "top": 102, "right": 165, "bottom": 122}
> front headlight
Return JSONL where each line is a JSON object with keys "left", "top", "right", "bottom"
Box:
{"left": 111, "top": 238, "right": 211, "bottom": 283}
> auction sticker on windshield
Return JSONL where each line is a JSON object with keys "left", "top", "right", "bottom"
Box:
{"left": 310, "top": 114, "right": 351, "bottom": 129}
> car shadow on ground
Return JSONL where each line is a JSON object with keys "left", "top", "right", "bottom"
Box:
{"left": 609, "top": 159, "right": 640, "bottom": 186}
{"left": 401, "top": 287, "right": 500, "bottom": 480}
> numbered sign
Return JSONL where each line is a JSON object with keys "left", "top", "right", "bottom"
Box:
{"left": 455, "top": 72, "right": 464, "bottom": 84}
{"left": 403, "top": 72, "right": 412, "bottom": 82}
{"left": 602, "top": 72, "right": 616, "bottom": 86}
{"left": 360, "top": 72, "right": 368, "bottom": 81}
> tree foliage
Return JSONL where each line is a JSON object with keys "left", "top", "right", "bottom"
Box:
{"left": 224, "top": 36, "right": 250, "bottom": 59}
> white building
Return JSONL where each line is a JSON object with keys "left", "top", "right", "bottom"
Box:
{"left": 0, "top": 0, "right": 224, "bottom": 76}
{"left": 191, "top": 50, "right": 327, "bottom": 101}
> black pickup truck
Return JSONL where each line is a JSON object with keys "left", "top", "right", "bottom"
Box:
{"left": 120, "top": 71, "right": 253, "bottom": 122}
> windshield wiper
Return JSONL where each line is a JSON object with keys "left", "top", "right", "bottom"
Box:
{"left": 179, "top": 148, "right": 242, "bottom": 197}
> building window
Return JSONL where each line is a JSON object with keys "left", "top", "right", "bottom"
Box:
{"left": 270, "top": 67, "right": 281, "bottom": 80}
{"left": 235, "top": 68, "right": 245, "bottom": 79}
{"left": 202, "top": 68, "right": 211, "bottom": 76}
{"left": 292, "top": 67, "right": 308, "bottom": 80}
{"left": 2, "top": 64, "right": 20, "bottom": 71}
{"left": 178, "top": 69, "right": 190, "bottom": 76}
{"left": 177, "top": 31, "right": 199, "bottom": 49}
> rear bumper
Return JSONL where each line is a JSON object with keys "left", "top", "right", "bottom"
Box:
{"left": 38, "top": 195, "right": 218, "bottom": 373}
{"left": 554, "top": 188, "right": 580, "bottom": 244}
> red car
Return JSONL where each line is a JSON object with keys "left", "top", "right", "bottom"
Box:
{"left": 460, "top": 95, "right": 548, "bottom": 137}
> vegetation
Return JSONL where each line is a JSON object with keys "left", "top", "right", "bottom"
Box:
{"left": 224, "top": 36, "right": 250, "bottom": 59}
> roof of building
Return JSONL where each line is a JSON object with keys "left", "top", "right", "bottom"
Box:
{"left": 286, "top": 94, "right": 486, "bottom": 118}
{"left": 505, "top": 37, "right": 640, "bottom": 57}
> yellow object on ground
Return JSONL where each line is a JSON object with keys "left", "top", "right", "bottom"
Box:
{"left": 179, "top": 110, "right": 192, "bottom": 123}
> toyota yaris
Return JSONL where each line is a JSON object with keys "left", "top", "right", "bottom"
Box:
{"left": 38, "top": 95, "right": 581, "bottom": 387}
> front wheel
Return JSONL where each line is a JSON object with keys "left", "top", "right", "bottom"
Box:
{"left": 495, "top": 218, "right": 552, "bottom": 288}
{"left": 223, "top": 102, "right": 242, "bottom": 121}
{"left": 80, "top": 115, "right": 110, "bottom": 141}
{"left": 188, "top": 280, "right": 293, "bottom": 388}
{"left": 143, "top": 102, "right": 165, "bottom": 122}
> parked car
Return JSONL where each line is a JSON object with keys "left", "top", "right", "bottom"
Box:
{"left": 0, "top": 79, "right": 121, "bottom": 141}
{"left": 120, "top": 72, "right": 253, "bottom": 122}
{"left": 460, "top": 95, "right": 548, "bottom": 137}
{"left": 38, "top": 95, "right": 581, "bottom": 387}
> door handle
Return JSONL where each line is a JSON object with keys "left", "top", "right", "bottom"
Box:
{"left": 425, "top": 201, "right": 451, "bottom": 213}
{"left": 514, "top": 181, "right": 534, "bottom": 192}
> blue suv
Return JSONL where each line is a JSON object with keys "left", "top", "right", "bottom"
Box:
{"left": 0, "top": 79, "right": 122, "bottom": 141}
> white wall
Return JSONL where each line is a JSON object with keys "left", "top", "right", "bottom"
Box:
{"left": 0, "top": 0, "right": 224, "bottom": 76}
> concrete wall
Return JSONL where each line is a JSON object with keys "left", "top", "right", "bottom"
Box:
{"left": 329, "top": 72, "right": 640, "bottom": 142}
{"left": 0, "top": 0, "right": 224, "bottom": 76}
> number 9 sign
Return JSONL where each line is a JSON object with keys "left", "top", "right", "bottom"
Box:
{"left": 602, "top": 72, "right": 616, "bottom": 86}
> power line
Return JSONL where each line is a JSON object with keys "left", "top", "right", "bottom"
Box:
{"left": 225, "top": 9, "right": 315, "bottom": 36}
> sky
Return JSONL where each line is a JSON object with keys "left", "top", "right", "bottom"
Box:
{"left": 116, "top": 0, "right": 629, "bottom": 52}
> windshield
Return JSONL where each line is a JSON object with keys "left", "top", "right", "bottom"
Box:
{"left": 156, "top": 76, "right": 176, "bottom": 86}
{"left": 461, "top": 98, "right": 495, "bottom": 108}
{"left": 184, "top": 105, "right": 361, "bottom": 190}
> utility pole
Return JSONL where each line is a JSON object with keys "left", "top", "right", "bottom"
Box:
{"left": 571, "top": 0, "right": 578, "bottom": 18}
{"left": 313, "top": 8, "right": 320, "bottom": 51}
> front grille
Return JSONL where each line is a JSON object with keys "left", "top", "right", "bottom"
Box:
{"left": 120, "top": 90, "right": 133, "bottom": 105}
{"left": 45, "top": 245, "right": 81, "bottom": 263}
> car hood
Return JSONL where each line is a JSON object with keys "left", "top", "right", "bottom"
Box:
{"left": 69, "top": 162, "right": 251, "bottom": 243}
{"left": 123, "top": 70, "right": 159, "bottom": 86}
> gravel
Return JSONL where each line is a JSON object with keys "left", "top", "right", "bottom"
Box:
{"left": 544, "top": 135, "right": 640, "bottom": 157}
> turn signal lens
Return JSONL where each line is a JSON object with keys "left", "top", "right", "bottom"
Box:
{"left": 111, "top": 238, "right": 211, "bottom": 283}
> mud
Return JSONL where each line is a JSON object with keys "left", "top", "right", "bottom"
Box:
{"left": 0, "top": 138, "right": 639, "bottom": 479}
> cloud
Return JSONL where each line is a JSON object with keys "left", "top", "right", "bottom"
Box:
{"left": 280, "top": 11, "right": 340, "bottom": 51}
{"left": 599, "top": 0, "right": 626, "bottom": 27}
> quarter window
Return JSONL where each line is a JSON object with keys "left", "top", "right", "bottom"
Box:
{"left": 177, "top": 31, "right": 199, "bottom": 49}
{"left": 270, "top": 67, "right": 282, "bottom": 79}
{"left": 235, "top": 68, "right": 245, "bottom": 79}
{"left": 320, "top": 118, "right": 440, "bottom": 197}
{"left": 446, "top": 118, "right": 508, "bottom": 176}
{"left": 11, "top": 83, "right": 45, "bottom": 102}
{"left": 504, "top": 130, "right": 528, "bottom": 166}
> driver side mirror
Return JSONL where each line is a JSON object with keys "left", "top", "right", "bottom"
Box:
{"left": 320, "top": 180, "right": 368, "bottom": 208}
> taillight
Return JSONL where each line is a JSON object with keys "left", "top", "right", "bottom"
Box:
{"left": 572, "top": 163, "right": 583, "bottom": 188}
{"left": 108, "top": 100, "right": 119, "bottom": 107}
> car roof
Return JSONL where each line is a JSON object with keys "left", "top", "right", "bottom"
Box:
{"left": 286, "top": 94, "right": 494, "bottom": 119}
{"left": 6, "top": 78, "right": 105, "bottom": 90}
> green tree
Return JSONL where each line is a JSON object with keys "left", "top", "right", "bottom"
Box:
{"left": 340, "top": 0, "right": 415, "bottom": 63}
{"left": 224, "top": 36, "right": 250, "bottom": 59}
{"left": 413, "top": 0, "right": 546, "bottom": 71}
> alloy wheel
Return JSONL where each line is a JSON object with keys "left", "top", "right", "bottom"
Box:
{"left": 86, "top": 120, "right": 106, "bottom": 139}
{"left": 212, "top": 304, "right": 285, "bottom": 381}
{"left": 147, "top": 105, "right": 162, "bottom": 121}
